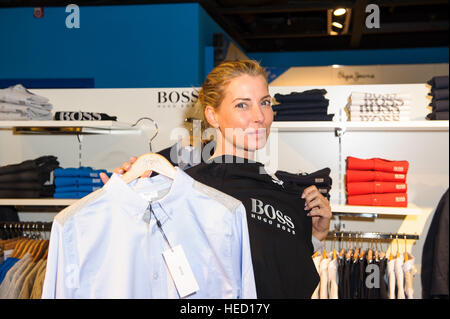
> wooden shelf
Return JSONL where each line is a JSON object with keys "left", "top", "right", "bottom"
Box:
{"left": 331, "top": 203, "right": 425, "bottom": 216}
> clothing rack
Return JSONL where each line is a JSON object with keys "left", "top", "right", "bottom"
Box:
{"left": 1, "top": 221, "right": 52, "bottom": 234}
{"left": 327, "top": 230, "right": 419, "bottom": 240}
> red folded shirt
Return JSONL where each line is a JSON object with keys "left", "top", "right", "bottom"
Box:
{"left": 346, "top": 182, "right": 407, "bottom": 195}
{"left": 346, "top": 170, "right": 407, "bottom": 183}
{"left": 347, "top": 193, "right": 408, "bottom": 207}
{"left": 347, "top": 156, "right": 409, "bottom": 174}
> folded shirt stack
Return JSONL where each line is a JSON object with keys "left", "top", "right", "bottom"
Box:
{"left": 345, "top": 92, "right": 411, "bottom": 122}
{"left": 0, "top": 156, "right": 59, "bottom": 198}
{"left": 426, "top": 76, "right": 449, "bottom": 121}
{"left": 275, "top": 167, "right": 332, "bottom": 200}
{"left": 272, "top": 89, "right": 335, "bottom": 122}
{"left": 54, "top": 111, "right": 117, "bottom": 121}
{"left": 346, "top": 156, "right": 409, "bottom": 207}
{"left": 53, "top": 167, "right": 111, "bottom": 199}
{"left": 0, "top": 84, "right": 53, "bottom": 121}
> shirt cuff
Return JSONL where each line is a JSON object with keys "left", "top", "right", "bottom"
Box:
{"left": 312, "top": 235, "right": 324, "bottom": 253}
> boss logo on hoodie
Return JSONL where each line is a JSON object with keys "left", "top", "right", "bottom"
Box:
{"left": 250, "top": 198, "right": 295, "bottom": 235}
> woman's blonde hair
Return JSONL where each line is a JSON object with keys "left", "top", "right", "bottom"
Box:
{"left": 192, "top": 59, "right": 268, "bottom": 129}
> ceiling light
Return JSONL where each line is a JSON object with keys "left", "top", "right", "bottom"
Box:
{"left": 333, "top": 8, "right": 347, "bottom": 16}
{"left": 331, "top": 64, "right": 341, "bottom": 68}
{"left": 332, "top": 22, "right": 344, "bottom": 29}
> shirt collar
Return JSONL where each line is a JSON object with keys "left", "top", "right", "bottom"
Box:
{"left": 103, "top": 167, "right": 191, "bottom": 218}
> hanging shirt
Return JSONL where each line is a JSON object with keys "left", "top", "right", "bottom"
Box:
{"left": 387, "top": 258, "right": 396, "bottom": 299}
{"left": 311, "top": 254, "right": 322, "bottom": 299}
{"left": 328, "top": 257, "right": 339, "bottom": 299}
{"left": 403, "top": 255, "right": 417, "bottom": 299}
{"left": 42, "top": 168, "right": 256, "bottom": 299}
{"left": 185, "top": 155, "right": 321, "bottom": 299}
{"left": 395, "top": 255, "right": 406, "bottom": 299}
{"left": 319, "top": 256, "right": 331, "bottom": 299}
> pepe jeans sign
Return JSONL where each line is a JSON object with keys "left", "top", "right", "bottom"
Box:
{"left": 338, "top": 71, "right": 376, "bottom": 83}
{"left": 156, "top": 89, "right": 199, "bottom": 109}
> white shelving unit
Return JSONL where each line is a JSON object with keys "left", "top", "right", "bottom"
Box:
{"left": 0, "top": 199, "right": 426, "bottom": 217}
{"left": 0, "top": 120, "right": 141, "bottom": 134}
{"left": 271, "top": 120, "right": 449, "bottom": 132}
{"left": 331, "top": 203, "right": 425, "bottom": 216}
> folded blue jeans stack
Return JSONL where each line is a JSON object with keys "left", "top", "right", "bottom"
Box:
{"left": 53, "top": 167, "right": 111, "bottom": 199}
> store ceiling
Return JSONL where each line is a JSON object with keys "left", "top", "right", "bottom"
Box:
{"left": 2, "top": 0, "right": 449, "bottom": 52}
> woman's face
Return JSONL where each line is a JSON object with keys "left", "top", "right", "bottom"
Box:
{"left": 209, "top": 74, "right": 273, "bottom": 154}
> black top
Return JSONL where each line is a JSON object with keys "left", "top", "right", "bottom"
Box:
{"left": 185, "top": 155, "right": 320, "bottom": 299}
{"left": 421, "top": 188, "right": 449, "bottom": 299}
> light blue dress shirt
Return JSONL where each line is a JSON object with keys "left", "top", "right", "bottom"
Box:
{"left": 42, "top": 168, "right": 256, "bottom": 299}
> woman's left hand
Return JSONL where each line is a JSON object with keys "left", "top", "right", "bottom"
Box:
{"left": 302, "top": 186, "right": 332, "bottom": 241}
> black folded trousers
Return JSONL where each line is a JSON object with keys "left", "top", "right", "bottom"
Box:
{"left": 275, "top": 107, "right": 329, "bottom": 116}
{"left": 0, "top": 185, "right": 55, "bottom": 198}
{"left": 273, "top": 100, "right": 329, "bottom": 111}
{"left": 427, "top": 111, "right": 449, "bottom": 120}
{"left": 274, "top": 89, "right": 327, "bottom": 103}
{"left": 429, "top": 99, "right": 449, "bottom": 112}
{"left": 429, "top": 89, "right": 449, "bottom": 101}
{"left": 0, "top": 156, "right": 60, "bottom": 185}
{"left": 428, "top": 76, "right": 449, "bottom": 90}
{"left": 0, "top": 182, "right": 45, "bottom": 190}
{"left": 0, "top": 156, "right": 58, "bottom": 176}
{"left": 274, "top": 114, "right": 335, "bottom": 121}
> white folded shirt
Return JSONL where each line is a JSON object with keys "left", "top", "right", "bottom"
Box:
{"left": 346, "top": 105, "right": 411, "bottom": 113}
{"left": 349, "top": 98, "right": 411, "bottom": 106}
{"left": 349, "top": 114, "right": 410, "bottom": 121}
{"left": 0, "top": 84, "right": 50, "bottom": 106}
{"left": 350, "top": 92, "right": 411, "bottom": 101}
{"left": 0, "top": 110, "right": 53, "bottom": 121}
{"left": 0, "top": 102, "right": 52, "bottom": 115}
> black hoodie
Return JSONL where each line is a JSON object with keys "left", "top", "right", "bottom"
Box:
{"left": 185, "top": 155, "right": 320, "bottom": 299}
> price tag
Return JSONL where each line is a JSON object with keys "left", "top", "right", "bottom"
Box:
{"left": 162, "top": 245, "right": 199, "bottom": 298}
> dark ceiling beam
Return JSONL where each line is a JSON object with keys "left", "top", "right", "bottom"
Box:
{"left": 363, "top": 21, "right": 449, "bottom": 34}
{"left": 374, "top": 0, "right": 448, "bottom": 7}
{"left": 0, "top": 0, "right": 194, "bottom": 7}
{"left": 218, "top": 1, "right": 355, "bottom": 15}
{"left": 350, "top": 0, "right": 368, "bottom": 49}
{"left": 241, "top": 32, "right": 329, "bottom": 40}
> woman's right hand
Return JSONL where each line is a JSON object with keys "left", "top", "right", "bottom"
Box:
{"left": 99, "top": 156, "right": 153, "bottom": 184}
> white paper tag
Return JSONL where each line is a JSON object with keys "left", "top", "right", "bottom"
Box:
{"left": 162, "top": 245, "right": 199, "bottom": 298}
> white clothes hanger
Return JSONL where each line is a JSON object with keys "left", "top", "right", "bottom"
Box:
{"left": 121, "top": 153, "right": 176, "bottom": 184}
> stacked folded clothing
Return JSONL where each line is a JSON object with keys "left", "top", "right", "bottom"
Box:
{"left": 346, "top": 156, "right": 409, "bottom": 207}
{"left": 345, "top": 92, "right": 411, "bottom": 122}
{"left": 275, "top": 167, "right": 332, "bottom": 200}
{"left": 0, "top": 84, "right": 53, "bottom": 120}
{"left": 54, "top": 111, "right": 117, "bottom": 121}
{"left": 426, "top": 76, "right": 449, "bottom": 121}
{"left": 0, "top": 156, "right": 59, "bottom": 198}
{"left": 53, "top": 167, "right": 111, "bottom": 199}
{"left": 273, "top": 89, "right": 334, "bottom": 121}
